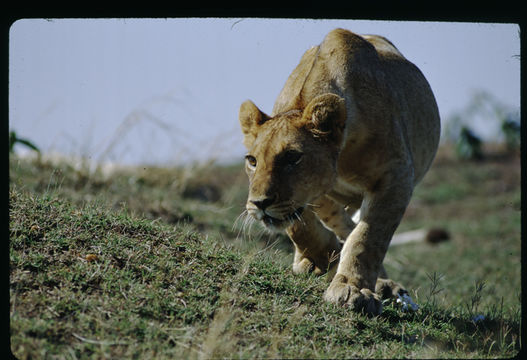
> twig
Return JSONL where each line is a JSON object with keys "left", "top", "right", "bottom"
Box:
{"left": 46, "top": 306, "right": 60, "bottom": 317}
{"left": 72, "top": 332, "right": 129, "bottom": 346}
{"left": 230, "top": 18, "right": 244, "bottom": 30}
{"left": 390, "top": 229, "right": 427, "bottom": 246}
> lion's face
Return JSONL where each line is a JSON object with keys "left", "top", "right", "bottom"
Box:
{"left": 239, "top": 94, "right": 347, "bottom": 231}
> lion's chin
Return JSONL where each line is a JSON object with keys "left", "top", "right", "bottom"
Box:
{"left": 259, "top": 207, "right": 305, "bottom": 232}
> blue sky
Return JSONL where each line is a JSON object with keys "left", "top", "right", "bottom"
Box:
{"left": 9, "top": 18, "right": 520, "bottom": 165}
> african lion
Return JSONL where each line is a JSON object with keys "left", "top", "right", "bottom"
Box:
{"left": 238, "top": 28, "right": 440, "bottom": 314}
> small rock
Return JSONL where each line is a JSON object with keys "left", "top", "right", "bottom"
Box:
{"left": 426, "top": 228, "right": 450, "bottom": 244}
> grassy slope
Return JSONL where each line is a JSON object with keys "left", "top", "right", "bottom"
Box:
{"left": 8, "top": 146, "right": 521, "bottom": 358}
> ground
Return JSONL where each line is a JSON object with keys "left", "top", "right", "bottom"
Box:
{"left": 8, "top": 144, "right": 521, "bottom": 358}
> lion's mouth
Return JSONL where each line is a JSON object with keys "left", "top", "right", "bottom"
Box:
{"left": 261, "top": 207, "right": 305, "bottom": 228}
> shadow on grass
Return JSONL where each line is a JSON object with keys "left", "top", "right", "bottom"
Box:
{"left": 380, "top": 301, "right": 520, "bottom": 355}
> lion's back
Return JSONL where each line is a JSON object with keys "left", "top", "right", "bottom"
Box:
{"left": 273, "top": 28, "right": 440, "bottom": 183}
{"left": 324, "top": 29, "right": 441, "bottom": 183}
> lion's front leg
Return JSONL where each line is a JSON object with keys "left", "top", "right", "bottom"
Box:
{"left": 323, "top": 220, "right": 386, "bottom": 315}
{"left": 286, "top": 208, "right": 342, "bottom": 276}
{"left": 324, "top": 185, "right": 412, "bottom": 315}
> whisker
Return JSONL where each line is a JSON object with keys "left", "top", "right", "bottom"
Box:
{"left": 234, "top": 210, "right": 253, "bottom": 242}
{"left": 294, "top": 211, "right": 306, "bottom": 226}
{"left": 305, "top": 202, "right": 321, "bottom": 209}
{"left": 263, "top": 231, "right": 275, "bottom": 246}
{"left": 232, "top": 209, "right": 248, "bottom": 232}
{"left": 245, "top": 214, "right": 255, "bottom": 241}
{"left": 306, "top": 206, "right": 318, "bottom": 216}
{"left": 285, "top": 202, "right": 306, "bottom": 227}
{"left": 268, "top": 205, "right": 293, "bottom": 214}
{"left": 249, "top": 217, "right": 262, "bottom": 242}
{"left": 244, "top": 216, "right": 254, "bottom": 241}
{"left": 263, "top": 238, "right": 280, "bottom": 251}
{"left": 256, "top": 226, "right": 267, "bottom": 242}
{"left": 237, "top": 211, "right": 250, "bottom": 241}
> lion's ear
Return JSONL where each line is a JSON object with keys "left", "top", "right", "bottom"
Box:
{"left": 302, "top": 94, "right": 346, "bottom": 143}
{"left": 239, "top": 100, "right": 270, "bottom": 148}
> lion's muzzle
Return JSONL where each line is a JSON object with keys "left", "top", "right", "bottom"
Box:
{"left": 247, "top": 197, "right": 305, "bottom": 230}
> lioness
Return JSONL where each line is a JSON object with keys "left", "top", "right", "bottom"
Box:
{"left": 239, "top": 28, "right": 440, "bottom": 314}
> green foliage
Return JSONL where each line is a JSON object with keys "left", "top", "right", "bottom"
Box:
{"left": 501, "top": 118, "right": 520, "bottom": 151}
{"left": 425, "top": 272, "right": 445, "bottom": 308}
{"left": 456, "top": 126, "right": 483, "bottom": 160}
{"left": 445, "top": 91, "right": 520, "bottom": 159}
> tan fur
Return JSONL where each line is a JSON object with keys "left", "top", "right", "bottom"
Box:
{"left": 239, "top": 29, "right": 440, "bottom": 314}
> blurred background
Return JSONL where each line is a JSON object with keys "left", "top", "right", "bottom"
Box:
{"left": 8, "top": 18, "right": 520, "bottom": 166}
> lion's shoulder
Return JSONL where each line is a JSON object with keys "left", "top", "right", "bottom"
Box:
{"left": 361, "top": 34, "right": 402, "bottom": 55}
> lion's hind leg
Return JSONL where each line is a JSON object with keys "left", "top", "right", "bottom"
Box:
{"left": 376, "top": 265, "right": 419, "bottom": 311}
{"left": 374, "top": 264, "right": 406, "bottom": 299}
{"left": 375, "top": 277, "right": 407, "bottom": 300}
{"left": 312, "top": 195, "right": 357, "bottom": 241}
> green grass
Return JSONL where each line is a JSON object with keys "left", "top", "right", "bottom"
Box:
{"left": 9, "top": 145, "right": 521, "bottom": 358}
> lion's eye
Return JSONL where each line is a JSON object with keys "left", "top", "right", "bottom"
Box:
{"left": 284, "top": 150, "right": 303, "bottom": 166}
{"left": 245, "top": 155, "right": 257, "bottom": 169}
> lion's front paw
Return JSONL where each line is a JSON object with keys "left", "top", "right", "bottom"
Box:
{"left": 292, "top": 257, "right": 323, "bottom": 275}
{"left": 324, "top": 274, "right": 382, "bottom": 315}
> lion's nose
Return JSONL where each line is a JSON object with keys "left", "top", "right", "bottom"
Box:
{"left": 250, "top": 196, "right": 275, "bottom": 210}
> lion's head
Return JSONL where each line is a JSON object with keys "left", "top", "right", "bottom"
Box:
{"left": 239, "top": 93, "right": 347, "bottom": 231}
